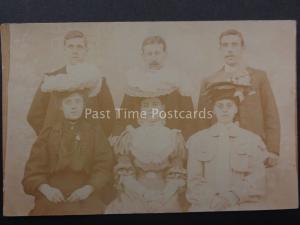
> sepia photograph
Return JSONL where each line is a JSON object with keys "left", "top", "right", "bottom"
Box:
{"left": 1, "top": 21, "right": 298, "bottom": 216}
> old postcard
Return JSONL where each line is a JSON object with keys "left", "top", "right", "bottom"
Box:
{"left": 1, "top": 21, "right": 298, "bottom": 216}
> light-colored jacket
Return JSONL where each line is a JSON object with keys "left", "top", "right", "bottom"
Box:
{"left": 186, "top": 123, "right": 268, "bottom": 211}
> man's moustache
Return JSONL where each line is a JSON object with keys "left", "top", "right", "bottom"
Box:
{"left": 150, "top": 62, "right": 160, "bottom": 66}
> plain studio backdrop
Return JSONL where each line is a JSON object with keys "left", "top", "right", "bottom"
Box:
{"left": 3, "top": 21, "right": 297, "bottom": 215}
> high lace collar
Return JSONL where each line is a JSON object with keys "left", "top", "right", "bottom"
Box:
{"left": 125, "top": 65, "right": 191, "bottom": 97}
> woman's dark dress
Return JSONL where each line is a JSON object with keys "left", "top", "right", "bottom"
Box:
{"left": 22, "top": 119, "right": 114, "bottom": 215}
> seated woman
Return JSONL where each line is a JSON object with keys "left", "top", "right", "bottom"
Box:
{"left": 105, "top": 97, "right": 187, "bottom": 214}
{"left": 22, "top": 89, "right": 114, "bottom": 216}
{"left": 186, "top": 82, "right": 268, "bottom": 211}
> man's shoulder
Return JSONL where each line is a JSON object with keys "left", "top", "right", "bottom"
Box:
{"left": 45, "top": 66, "right": 67, "bottom": 76}
{"left": 203, "top": 68, "right": 225, "bottom": 84}
{"left": 247, "top": 67, "right": 268, "bottom": 79}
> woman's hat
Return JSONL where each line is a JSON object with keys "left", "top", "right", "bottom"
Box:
{"left": 54, "top": 88, "right": 89, "bottom": 105}
{"left": 205, "top": 81, "right": 248, "bottom": 105}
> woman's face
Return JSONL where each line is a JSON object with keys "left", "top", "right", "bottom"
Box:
{"left": 213, "top": 98, "right": 238, "bottom": 124}
{"left": 140, "top": 98, "right": 164, "bottom": 123}
{"left": 61, "top": 93, "right": 84, "bottom": 120}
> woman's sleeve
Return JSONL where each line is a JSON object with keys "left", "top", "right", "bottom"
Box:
{"left": 112, "top": 127, "right": 136, "bottom": 182}
{"left": 231, "top": 137, "right": 267, "bottom": 203}
{"left": 88, "top": 124, "right": 114, "bottom": 191}
{"left": 166, "top": 131, "right": 187, "bottom": 179}
{"left": 22, "top": 127, "right": 51, "bottom": 196}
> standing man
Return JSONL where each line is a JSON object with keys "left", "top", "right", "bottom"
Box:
{"left": 197, "top": 29, "right": 280, "bottom": 166}
{"left": 111, "top": 36, "right": 195, "bottom": 141}
{"left": 27, "top": 30, "right": 115, "bottom": 137}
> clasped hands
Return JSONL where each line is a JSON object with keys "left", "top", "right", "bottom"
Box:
{"left": 38, "top": 184, "right": 94, "bottom": 203}
{"left": 143, "top": 178, "right": 185, "bottom": 203}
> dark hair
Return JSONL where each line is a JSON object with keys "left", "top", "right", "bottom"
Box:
{"left": 219, "top": 29, "right": 245, "bottom": 47}
{"left": 142, "top": 36, "right": 167, "bottom": 52}
{"left": 213, "top": 96, "right": 239, "bottom": 107}
{"left": 64, "top": 30, "right": 87, "bottom": 47}
{"left": 56, "top": 89, "right": 88, "bottom": 106}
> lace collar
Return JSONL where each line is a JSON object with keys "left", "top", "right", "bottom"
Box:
{"left": 130, "top": 124, "right": 178, "bottom": 164}
{"left": 125, "top": 65, "right": 191, "bottom": 97}
{"left": 41, "top": 63, "right": 103, "bottom": 97}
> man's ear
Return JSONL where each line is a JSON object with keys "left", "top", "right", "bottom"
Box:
{"left": 242, "top": 44, "right": 246, "bottom": 50}
{"left": 233, "top": 104, "right": 238, "bottom": 115}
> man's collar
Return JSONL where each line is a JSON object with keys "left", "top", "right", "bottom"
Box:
{"left": 224, "top": 62, "right": 248, "bottom": 75}
{"left": 144, "top": 64, "right": 165, "bottom": 74}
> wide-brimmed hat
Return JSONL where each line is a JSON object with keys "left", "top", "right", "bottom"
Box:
{"left": 205, "top": 81, "right": 249, "bottom": 106}
{"left": 54, "top": 88, "right": 89, "bottom": 105}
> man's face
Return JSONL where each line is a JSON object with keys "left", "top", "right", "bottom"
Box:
{"left": 142, "top": 43, "right": 166, "bottom": 70}
{"left": 61, "top": 93, "right": 84, "bottom": 120}
{"left": 220, "top": 35, "right": 244, "bottom": 66}
{"left": 213, "top": 99, "right": 238, "bottom": 124}
{"left": 64, "top": 37, "right": 87, "bottom": 65}
{"left": 140, "top": 98, "right": 164, "bottom": 123}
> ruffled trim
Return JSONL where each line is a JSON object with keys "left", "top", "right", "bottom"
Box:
{"left": 113, "top": 124, "right": 185, "bottom": 171}
{"left": 126, "top": 85, "right": 178, "bottom": 98}
{"left": 41, "top": 63, "right": 103, "bottom": 97}
{"left": 130, "top": 126, "right": 179, "bottom": 165}
{"left": 134, "top": 158, "right": 170, "bottom": 172}
{"left": 113, "top": 125, "right": 135, "bottom": 156}
{"left": 125, "top": 66, "right": 192, "bottom": 97}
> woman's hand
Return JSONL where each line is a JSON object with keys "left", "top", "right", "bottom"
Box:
{"left": 264, "top": 153, "right": 279, "bottom": 168}
{"left": 143, "top": 190, "right": 164, "bottom": 201}
{"left": 38, "top": 184, "right": 65, "bottom": 203}
{"left": 67, "top": 185, "right": 94, "bottom": 202}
